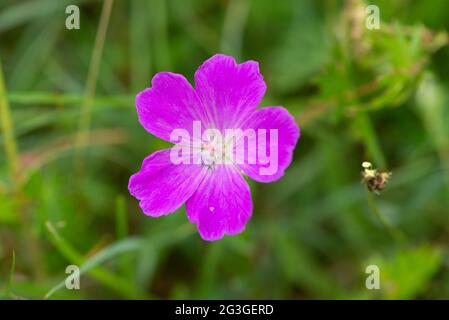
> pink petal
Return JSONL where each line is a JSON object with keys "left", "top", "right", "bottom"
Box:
{"left": 194, "top": 54, "right": 267, "bottom": 130}
{"left": 128, "top": 149, "right": 207, "bottom": 217}
{"left": 236, "top": 107, "right": 300, "bottom": 182}
{"left": 136, "top": 72, "right": 207, "bottom": 142}
{"left": 185, "top": 165, "right": 253, "bottom": 241}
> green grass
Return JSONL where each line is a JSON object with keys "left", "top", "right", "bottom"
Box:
{"left": 1, "top": 0, "right": 449, "bottom": 299}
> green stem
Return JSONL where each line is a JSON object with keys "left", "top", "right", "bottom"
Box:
{"left": 115, "top": 195, "right": 133, "bottom": 279}
{"left": 151, "top": 0, "right": 171, "bottom": 70}
{"left": 366, "top": 191, "right": 406, "bottom": 245}
{"left": 220, "top": 0, "right": 250, "bottom": 58}
{"left": 7, "top": 91, "right": 133, "bottom": 107}
{"left": 130, "top": 0, "right": 152, "bottom": 91}
{"left": 0, "top": 57, "right": 20, "bottom": 182}
{"left": 45, "top": 222, "right": 146, "bottom": 299}
{"left": 356, "top": 112, "right": 387, "bottom": 169}
{"left": 75, "top": 0, "right": 114, "bottom": 172}
{"left": 4, "top": 250, "right": 16, "bottom": 299}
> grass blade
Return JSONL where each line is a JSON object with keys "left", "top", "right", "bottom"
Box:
{"left": 44, "top": 221, "right": 147, "bottom": 299}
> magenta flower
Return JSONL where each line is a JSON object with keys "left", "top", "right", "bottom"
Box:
{"left": 129, "top": 54, "right": 300, "bottom": 241}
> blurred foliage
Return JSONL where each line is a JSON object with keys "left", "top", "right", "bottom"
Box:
{"left": 1, "top": 0, "right": 449, "bottom": 299}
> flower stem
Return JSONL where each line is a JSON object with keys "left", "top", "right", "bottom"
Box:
{"left": 356, "top": 113, "right": 387, "bottom": 169}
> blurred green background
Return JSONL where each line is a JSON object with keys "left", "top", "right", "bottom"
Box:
{"left": 1, "top": 0, "right": 449, "bottom": 299}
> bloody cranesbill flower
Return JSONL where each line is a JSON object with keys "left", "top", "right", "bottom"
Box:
{"left": 129, "top": 54, "right": 300, "bottom": 241}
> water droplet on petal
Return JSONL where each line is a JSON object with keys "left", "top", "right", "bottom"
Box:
{"left": 209, "top": 206, "right": 215, "bottom": 212}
